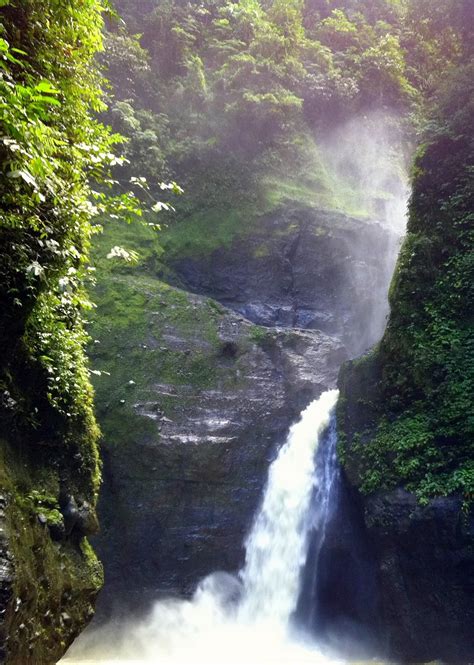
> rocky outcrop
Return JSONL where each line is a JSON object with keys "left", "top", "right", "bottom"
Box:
{"left": 0, "top": 336, "right": 102, "bottom": 665}
{"left": 89, "top": 275, "right": 346, "bottom": 615}
{"left": 363, "top": 489, "right": 473, "bottom": 662}
{"left": 297, "top": 471, "right": 383, "bottom": 658}
{"left": 337, "top": 350, "right": 474, "bottom": 662}
{"left": 165, "top": 205, "right": 400, "bottom": 357}
{"left": 0, "top": 481, "right": 102, "bottom": 665}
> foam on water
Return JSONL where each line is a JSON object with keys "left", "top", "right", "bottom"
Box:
{"left": 62, "top": 390, "right": 343, "bottom": 664}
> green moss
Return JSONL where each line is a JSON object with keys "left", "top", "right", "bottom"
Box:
{"left": 337, "top": 68, "right": 474, "bottom": 508}
{"left": 88, "top": 217, "right": 288, "bottom": 462}
{"left": 162, "top": 206, "right": 255, "bottom": 259}
{"left": 249, "top": 325, "right": 272, "bottom": 347}
{"left": 253, "top": 244, "right": 271, "bottom": 259}
{"left": 0, "top": 438, "right": 103, "bottom": 664}
{"left": 87, "top": 239, "right": 248, "bottom": 449}
{"left": 16, "top": 491, "right": 63, "bottom": 529}
{"left": 80, "top": 539, "right": 104, "bottom": 591}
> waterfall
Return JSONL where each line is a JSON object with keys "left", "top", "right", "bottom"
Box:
{"left": 297, "top": 415, "right": 340, "bottom": 630}
{"left": 238, "top": 390, "right": 339, "bottom": 626}
{"left": 61, "top": 390, "right": 343, "bottom": 664}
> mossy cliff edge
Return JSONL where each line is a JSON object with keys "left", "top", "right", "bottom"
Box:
{"left": 337, "top": 64, "right": 474, "bottom": 661}
{"left": 0, "top": 1, "right": 118, "bottom": 662}
{"left": 0, "top": 239, "right": 103, "bottom": 664}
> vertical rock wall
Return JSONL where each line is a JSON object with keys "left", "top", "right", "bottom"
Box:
{"left": 336, "top": 64, "right": 474, "bottom": 662}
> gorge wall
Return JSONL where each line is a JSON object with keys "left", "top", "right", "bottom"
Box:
{"left": 337, "top": 63, "right": 474, "bottom": 662}
{"left": 0, "top": 2, "right": 117, "bottom": 662}
{"left": 88, "top": 202, "right": 396, "bottom": 618}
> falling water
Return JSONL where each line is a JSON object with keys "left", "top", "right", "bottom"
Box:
{"left": 61, "top": 390, "right": 343, "bottom": 664}
{"left": 296, "top": 415, "right": 340, "bottom": 631}
{"left": 238, "top": 390, "right": 339, "bottom": 625}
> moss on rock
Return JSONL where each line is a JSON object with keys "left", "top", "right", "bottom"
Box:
{"left": 337, "top": 63, "right": 474, "bottom": 507}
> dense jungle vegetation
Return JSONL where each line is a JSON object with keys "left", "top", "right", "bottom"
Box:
{"left": 0, "top": 0, "right": 470, "bottom": 524}
{"left": 102, "top": 0, "right": 467, "bottom": 227}
{"left": 93, "top": 0, "right": 472, "bottom": 505}
{"left": 0, "top": 0, "right": 472, "bottom": 661}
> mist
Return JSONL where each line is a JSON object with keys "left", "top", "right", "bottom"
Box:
{"left": 61, "top": 394, "right": 350, "bottom": 665}
{"left": 60, "top": 591, "right": 343, "bottom": 664}
{"left": 319, "top": 110, "right": 409, "bottom": 353}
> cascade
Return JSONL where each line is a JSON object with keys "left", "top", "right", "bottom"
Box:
{"left": 238, "top": 389, "right": 339, "bottom": 627}
{"left": 295, "top": 415, "right": 340, "bottom": 631}
{"left": 62, "top": 390, "right": 344, "bottom": 663}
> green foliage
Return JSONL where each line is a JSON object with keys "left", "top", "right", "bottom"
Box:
{"left": 339, "top": 59, "right": 474, "bottom": 508}
{"left": 0, "top": 1, "right": 123, "bottom": 501}
{"left": 402, "top": 0, "right": 465, "bottom": 97}
{"left": 0, "top": 1, "right": 181, "bottom": 437}
{"left": 99, "top": 0, "right": 468, "bottom": 268}
{"left": 0, "top": 3, "right": 134, "bottom": 653}
{"left": 17, "top": 489, "right": 64, "bottom": 531}
{"left": 249, "top": 325, "right": 272, "bottom": 346}
{"left": 104, "top": 0, "right": 434, "bottom": 235}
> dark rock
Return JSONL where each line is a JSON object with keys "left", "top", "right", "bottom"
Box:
{"left": 62, "top": 497, "right": 99, "bottom": 538}
{"left": 91, "top": 288, "right": 347, "bottom": 618}
{"left": 337, "top": 357, "right": 474, "bottom": 662}
{"left": 362, "top": 490, "right": 474, "bottom": 662}
{"left": 62, "top": 496, "right": 80, "bottom": 536}
{"left": 165, "top": 206, "right": 400, "bottom": 357}
{"left": 297, "top": 470, "right": 382, "bottom": 659}
{"left": 48, "top": 519, "right": 66, "bottom": 542}
{"left": 0, "top": 487, "right": 101, "bottom": 664}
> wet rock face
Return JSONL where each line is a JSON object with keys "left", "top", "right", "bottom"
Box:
{"left": 167, "top": 206, "right": 399, "bottom": 357}
{"left": 337, "top": 359, "right": 474, "bottom": 662}
{"left": 364, "top": 490, "right": 474, "bottom": 662}
{"left": 91, "top": 283, "right": 347, "bottom": 615}
{"left": 89, "top": 202, "right": 399, "bottom": 619}
{"left": 296, "top": 475, "right": 383, "bottom": 658}
{"left": 0, "top": 480, "right": 102, "bottom": 665}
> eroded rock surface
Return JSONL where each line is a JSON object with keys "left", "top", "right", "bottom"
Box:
{"left": 166, "top": 206, "right": 399, "bottom": 356}
{"left": 90, "top": 277, "right": 346, "bottom": 614}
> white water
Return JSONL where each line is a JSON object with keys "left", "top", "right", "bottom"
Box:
{"left": 239, "top": 390, "right": 339, "bottom": 625}
{"left": 300, "top": 415, "right": 341, "bottom": 630}
{"left": 62, "top": 390, "right": 342, "bottom": 664}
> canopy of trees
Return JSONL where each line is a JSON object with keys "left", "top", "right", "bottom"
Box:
{"left": 98, "top": 0, "right": 468, "bottom": 219}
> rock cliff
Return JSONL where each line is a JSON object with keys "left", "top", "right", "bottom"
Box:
{"left": 89, "top": 274, "right": 346, "bottom": 614}
{"left": 88, "top": 202, "right": 396, "bottom": 617}
{"left": 337, "top": 63, "right": 474, "bottom": 662}
{"left": 165, "top": 205, "right": 400, "bottom": 357}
